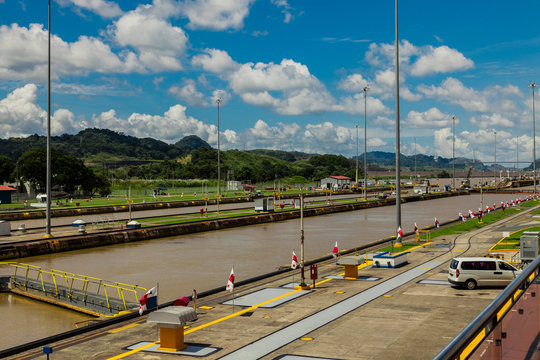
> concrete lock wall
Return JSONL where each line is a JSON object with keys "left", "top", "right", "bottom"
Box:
{"left": 0, "top": 189, "right": 408, "bottom": 222}
{"left": 0, "top": 191, "right": 465, "bottom": 261}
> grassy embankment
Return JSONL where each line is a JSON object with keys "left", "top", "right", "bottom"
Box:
{"left": 379, "top": 205, "right": 530, "bottom": 253}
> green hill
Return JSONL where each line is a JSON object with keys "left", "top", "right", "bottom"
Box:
{"left": 0, "top": 129, "right": 210, "bottom": 163}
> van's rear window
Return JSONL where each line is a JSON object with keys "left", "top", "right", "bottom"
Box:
{"left": 450, "top": 259, "right": 459, "bottom": 269}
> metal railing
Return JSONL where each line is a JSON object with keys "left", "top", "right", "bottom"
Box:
{"left": 7, "top": 263, "right": 146, "bottom": 312}
{"left": 433, "top": 255, "right": 540, "bottom": 360}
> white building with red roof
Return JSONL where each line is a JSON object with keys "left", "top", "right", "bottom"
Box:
{"left": 320, "top": 176, "right": 351, "bottom": 190}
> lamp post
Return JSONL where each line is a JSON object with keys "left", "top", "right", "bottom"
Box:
{"left": 363, "top": 86, "right": 369, "bottom": 201}
{"left": 414, "top": 137, "right": 417, "bottom": 180}
{"left": 216, "top": 98, "right": 222, "bottom": 215}
{"left": 216, "top": 98, "right": 222, "bottom": 195}
{"left": 494, "top": 130, "right": 497, "bottom": 187}
{"left": 355, "top": 124, "right": 359, "bottom": 189}
{"left": 45, "top": 0, "right": 52, "bottom": 238}
{"left": 298, "top": 193, "right": 308, "bottom": 289}
{"left": 516, "top": 136, "right": 519, "bottom": 179}
{"left": 394, "top": 0, "right": 402, "bottom": 244}
{"left": 530, "top": 82, "right": 538, "bottom": 197}
{"left": 452, "top": 115, "right": 456, "bottom": 191}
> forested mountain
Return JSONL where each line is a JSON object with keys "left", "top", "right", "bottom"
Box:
{"left": 0, "top": 129, "right": 209, "bottom": 162}
{"left": 1, "top": 129, "right": 504, "bottom": 182}
{"left": 247, "top": 149, "right": 312, "bottom": 162}
{"left": 364, "top": 151, "right": 489, "bottom": 171}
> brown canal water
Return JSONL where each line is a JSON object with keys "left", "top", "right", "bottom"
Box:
{"left": 0, "top": 194, "right": 519, "bottom": 350}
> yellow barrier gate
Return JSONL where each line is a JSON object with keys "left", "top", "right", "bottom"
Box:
{"left": 417, "top": 229, "right": 431, "bottom": 242}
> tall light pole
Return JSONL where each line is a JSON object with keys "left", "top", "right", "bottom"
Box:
{"left": 45, "top": 0, "right": 52, "bottom": 238}
{"left": 530, "top": 82, "right": 538, "bottom": 197}
{"left": 516, "top": 136, "right": 519, "bottom": 179}
{"left": 216, "top": 98, "right": 222, "bottom": 198}
{"left": 355, "top": 124, "right": 359, "bottom": 189}
{"left": 394, "top": 0, "right": 402, "bottom": 244}
{"left": 363, "top": 86, "right": 369, "bottom": 201}
{"left": 494, "top": 130, "right": 497, "bottom": 186}
{"left": 298, "top": 194, "right": 308, "bottom": 289}
{"left": 452, "top": 115, "right": 456, "bottom": 190}
{"left": 414, "top": 137, "right": 417, "bottom": 179}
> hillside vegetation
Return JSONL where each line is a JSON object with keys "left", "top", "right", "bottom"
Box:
{"left": 0, "top": 128, "right": 507, "bottom": 186}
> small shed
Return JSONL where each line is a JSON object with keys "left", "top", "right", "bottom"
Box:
{"left": 227, "top": 180, "right": 242, "bottom": 191}
{"left": 0, "top": 185, "right": 16, "bottom": 205}
{"left": 242, "top": 184, "right": 256, "bottom": 193}
{"left": 320, "top": 176, "right": 352, "bottom": 190}
{"left": 255, "top": 197, "right": 274, "bottom": 212}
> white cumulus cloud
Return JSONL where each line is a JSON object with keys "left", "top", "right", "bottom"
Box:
{"left": 0, "top": 23, "right": 144, "bottom": 81}
{"left": 404, "top": 108, "right": 453, "bottom": 128}
{"left": 0, "top": 83, "right": 85, "bottom": 137}
{"left": 91, "top": 104, "right": 238, "bottom": 145}
{"left": 111, "top": 8, "right": 187, "bottom": 72}
{"left": 418, "top": 78, "right": 489, "bottom": 112}
{"left": 470, "top": 113, "right": 514, "bottom": 129}
{"left": 57, "top": 0, "right": 123, "bottom": 18}
{"left": 168, "top": 79, "right": 207, "bottom": 106}
{"left": 181, "top": 0, "right": 254, "bottom": 31}
{"left": 410, "top": 45, "right": 474, "bottom": 76}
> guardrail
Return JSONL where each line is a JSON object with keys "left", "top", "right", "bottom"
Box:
{"left": 5, "top": 262, "right": 146, "bottom": 314}
{"left": 433, "top": 255, "right": 540, "bottom": 360}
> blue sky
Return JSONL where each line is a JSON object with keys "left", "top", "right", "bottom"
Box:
{"left": 1, "top": 0, "right": 540, "bottom": 166}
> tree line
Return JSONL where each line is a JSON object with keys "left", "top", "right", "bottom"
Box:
{"left": 0, "top": 147, "right": 360, "bottom": 194}
{"left": 0, "top": 149, "right": 109, "bottom": 196}
{"left": 122, "top": 148, "right": 360, "bottom": 183}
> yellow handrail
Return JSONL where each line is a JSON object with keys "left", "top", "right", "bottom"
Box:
{"left": 4, "top": 263, "right": 147, "bottom": 311}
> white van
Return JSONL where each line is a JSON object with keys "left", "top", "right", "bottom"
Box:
{"left": 448, "top": 257, "right": 521, "bottom": 290}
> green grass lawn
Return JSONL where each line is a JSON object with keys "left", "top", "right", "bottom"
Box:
{"left": 519, "top": 200, "right": 540, "bottom": 207}
{"left": 423, "top": 208, "right": 522, "bottom": 240}
{"left": 489, "top": 225, "right": 540, "bottom": 251}
{"left": 378, "top": 242, "right": 420, "bottom": 253}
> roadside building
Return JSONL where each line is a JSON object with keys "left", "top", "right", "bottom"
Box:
{"left": 0, "top": 185, "right": 16, "bottom": 204}
{"left": 320, "top": 176, "right": 352, "bottom": 190}
{"left": 242, "top": 184, "right": 256, "bottom": 193}
{"left": 227, "top": 180, "right": 242, "bottom": 191}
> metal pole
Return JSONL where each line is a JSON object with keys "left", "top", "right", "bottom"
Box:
{"left": 355, "top": 124, "right": 359, "bottom": 189}
{"left": 480, "top": 184, "right": 483, "bottom": 211}
{"left": 414, "top": 137, "right": 417, "bottom": 180}
{"left": 516, "top": 136, "right": 519, "bottom": 179}
{"left": 531, "top": 82, "right": 538, "bottom": 197}
{"left": 494, "top": 130, "right": 497, "bottom": 187}
{"left": 452, "top": 115, "right": 455, "bottom": 190}
{"left": 45, "top": 0, "right": 52, "bottom": 237}
{"left": 216, "top": 98, "right": 221, "bottom": 197}
{"left": 363, "top": 86, "right": 369, "bottom": 201}
{"left": 299, "top": 194, "right": 307, "bottom": 287}
{"left": 395, "top": 0, "right": 402, "bottom": 244}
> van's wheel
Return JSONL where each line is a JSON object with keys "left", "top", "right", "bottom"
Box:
{"left": 465, "top": 279, "right": 477, "bottom": 290}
